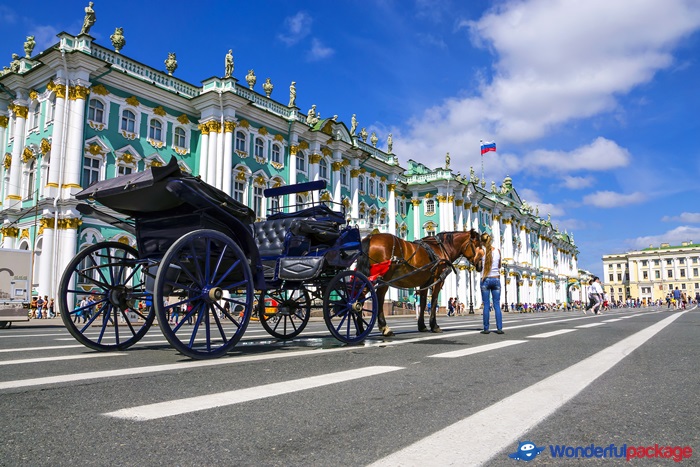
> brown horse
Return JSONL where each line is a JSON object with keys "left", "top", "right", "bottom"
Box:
{"left": 357, "top": 230, "right": 484, "bottom": 336}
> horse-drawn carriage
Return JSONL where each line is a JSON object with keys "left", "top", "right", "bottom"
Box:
{"left": 59, "top": 157, "right": 378, "bottom": 359}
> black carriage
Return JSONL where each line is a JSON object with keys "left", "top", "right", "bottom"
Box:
{"left": 59, "top": 157, "right": 377, "bottom": 359}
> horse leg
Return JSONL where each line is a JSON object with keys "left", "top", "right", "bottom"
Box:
{"left": 376, "top": 285, "right": 394, "bottom": 337}
{"left": 430, "top": 284, "right": 444, "bottom": 333}
{"left": 418, "top": 291, "right": 429, "bottom": 332}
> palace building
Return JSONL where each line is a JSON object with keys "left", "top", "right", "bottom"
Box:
{"left": 0, "top": 17, "right": 584, "bottom": 309}
{"left": 603, "top": 241, "right": 700, "bottom": 303}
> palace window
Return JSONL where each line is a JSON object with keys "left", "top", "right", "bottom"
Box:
{"left": 666, "top": 259, "right": 673, "bottom": 265}
{"left": 667, "top": 270, "right": 673, "bottom": 278}
{"left": 235, "top": 131, "right": 247, "bottom": 152}
{"left": 368, "top": 179, "right": 375, "bottom": 196}
{"left": 88, "top": 99, "right": 105, "bottom": 124}
{"left": 641, "top": 260, "right": 648, "bottom": 266}
{"left": 643, "top": 271, "right": 648, "bottom": 279}
{"left": 270, "top": 196, "right": 279, "bottom": 214}
{"left": 319, "top": 159, "right": 328, "bottom": 180}
{"left": 29, "top": 103, "right": 40, "bottom": 131}
{"left": 340, "top": 167, "right": 348, "bottom": 186}
{"left": 379, "top": 183, "right": 385, "bottom": 199}
{"left": 254, "top": 137, "right": 265, "bottom": 160}
{"left": 296, "top": 151, "right": 306, "bottom": 174}
{"left": 271, "top": 144, "right": 281, "bottom": 164}
{"left": 46, "top": 97, "right": 55, "bottom": 124}
{"left": 253, "top": 186, "right": 264, "bottom": 219}
{"left": 149, "top": 119, "right": 163, "bottom": 141}
{"left": 117, "top": 165, "right": 133, "bottom": 177}
{"left": 425, "top": 199, "right": 435, "bottom": 215}
{"left": 173, "top": 127, "right": 186, "bottom": 148}
{"left": 233, "top": 181, "right": 245, "bottom": 203}
{"left": 655, "top": 271, "right": 660, "bottom": 279}
{"left": 609, "top": 274, "right": 614, "bottom": 281}
{"left": 694, "top": 268, "right": 698, "bottom": 277}
{"left": 617, "top": 274, "right": 622, "bottom": 281}
{"left": 680, "top": 269, "right": 686, "bottom": 278}
{"left": 358, "top": 175, "right": 365, "bottom": 192}
{"left": 679, "top": 258, "right": 685, "bottom": 265}
{"left": 82, "top": 156, "right": 101, "bottom": 187}
{"left": 120, "top": 109, "right": 136, "bottom": 133}
{"left": 25, "top": 160, "right": 36, "bottom": 199}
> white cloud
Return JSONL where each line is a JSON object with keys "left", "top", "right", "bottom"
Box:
{"left": 626, "top": 226, "right": 700, "bottom": 250}
{"left": 522, "top": 137, "right": 631, "bottom": 174}
{"left": 661, "top": 212, "right": 700, "bottom": 223}
{"left": 395, "top": 0, "right": 700, "bottom": 169}
{"left": 278, "top": 12, "right": 312, "bottom": 46}
{"left": 582, "top": 190, "right": 646, "bottom": 208}
{"left": 519, "top": 188, "right": 565, "bottom": 216}
{"left": 29, "top": 25, "right": 61, "bottom": 51}
{"left": 307, "top": 38, "right": 334, "bottom": 62}
{"left": 562, "top": 175, "right": 595, "bottom": 190}
{"left": 0, "top": 6, "right": 17, "bottom": 24}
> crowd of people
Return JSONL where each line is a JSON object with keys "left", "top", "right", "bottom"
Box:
{"left": 28, "top": 295, "right": 55, "bottom": 319}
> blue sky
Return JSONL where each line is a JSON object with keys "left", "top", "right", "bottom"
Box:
{"left": 2, "top": 0, "right": 700, "bottom": 276}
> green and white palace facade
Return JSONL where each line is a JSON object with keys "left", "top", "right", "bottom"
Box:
{"left": 0, "top": 31, "right": 585, "bottom": 308}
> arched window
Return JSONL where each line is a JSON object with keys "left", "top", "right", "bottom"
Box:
{"left": 121, "top": 109, "right": 136, "bottom": 133}
{"left": 46, "top": 96, "right": 55, "bottom": 124}
{"left": 235, "top": 131, "right": 246, "bottom": 152}
{"left": 319, "top": 159, "right": 328, "bottom": 180}
{"left": 254, "top": 137, "right": 265, "bottom": 159}
{"left": 88, "top": 99, "right": 104, "bottom": 124}
{"left": 379, "top": 183, "right": 385, "bottom": 198}
{"left": 29, "top": 103, "right": 40, "bottom": 131}
{"left": 173, "top": 127, "right": 186, "bottom": 148}
{"left": 253, "top": 185, "right": 265, "bottom": 219}
{"left": 340, "top": 167, "right": 348, "bottom": 186}
{"left": 369, "top": 179, "right": 375, "bottom": 196}
{"left": 26, "top": 160, "right": 36, "bottom": 198}
{"left": 271, "top": 144, "right": 281, "bottom": 164}
{"left": 358, "top": 175, "right": 365, "bottom": 192}
{"left": 149, "top": 119, "right": 163, "bottom": 141}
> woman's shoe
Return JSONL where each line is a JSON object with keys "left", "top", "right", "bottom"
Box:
{"left": 495, "top": 330, "right": 505, "bottom": 334}
{"left": 480, "top": 330, "right": 490, "bottom": 334}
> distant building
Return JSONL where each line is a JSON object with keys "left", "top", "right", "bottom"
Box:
{"left": 1, "top": 25, "right": 580, "bottom": 308}
{"left": 603, "top": 241, "right": 700, "bottom": 302}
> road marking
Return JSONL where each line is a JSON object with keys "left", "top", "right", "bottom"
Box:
{"left": 0, "top": 313, "right": 636, "bottom": 391}
{"left": 104, "top": 365, "right": 403, "bottom": 421}
{"left": 0, "top": 344, "right": 87, "bottom": 353}
{"left": 602, "top": 318, "right": 623, "bottom": 323}
{"left": 576, "top": 322, "right": 605, "bottom": 329}
{"left": 527, "top": 329, "right": 577, "bottom": 338}
{"left": 0, "top": 353, "right": 126, "bottom": 366}
{"left": 0, "top": 333, "right": 70, "bottom": 339}
{"left": 429, "top": 340, "right": 527, "bottom": 358}
{"left": 369, "top": 311, "right": 686, "bottom": 467}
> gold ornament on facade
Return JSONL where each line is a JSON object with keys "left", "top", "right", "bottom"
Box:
{"left": 40, "top": 138, "right": 51, "bottom": 154}
{"left": 236, "top": 170, "right": 247, "bottom": 181}
{"left": 289, "top": 144, "right": 298, "bottom": 156}
{"left": 177, "top": 114, "right": 190, "bottom": 125}
{"left": 238, "top": 119, "right": 250, "bottom": 129}
{"left": 379, "top": 176, "right": 386, "bottom": 182}
{"left": 447, "top": 195, "right": 455, "bottom": 202}
{"left": 254, "top": 175, "right": 266, "bottom": 186}
{"left": 387, "top": 183, "right": 396, "bottom": 192}
{"left": 272, "top": 178, "right": 283, "bottom": 188}
{"left": 47, "top": 81, "right": 67, "bottom": 99}
{"left": 331, "top": 161, "right": 343, "bottom": 171}
{"left": 88, "top": 121, "right": 105, "bottom": 131}
{"left": 117, "top": 236, "right": 130, "bottom": 245}
{"left": 321, "top": 147, "right": 332, "bottom": 157}
{"left": 223, "top": 121, "right": 236, "bottom": 133}
{"left": 411, "top": 199, "right": 421, "bottom": 207}
{"left": 1, "top": 226, "right": 19, "bottom": 238}
{"left": 298, "top": 140, "right": 309, "bottom": 150}
{"left": 20, "top": 228, "right": 29, "bottom": 240}
{"left": 69, "top": 86, "right": 90, "bottom": 101}
{"left": 350, "top": 169, "right": 361, "bottom": 178}
{"left": 423, "top": 193, "right": 432, "bottom": 199}
{"left": 207, "top": 121, "right": 221, "bottom": 133}
{"left": 9, "top": 104, "right": 29, "bottom": 119}
{"left": 29, "top": 90, "right": 39, "bottom": 101}
{"left": 308, "top": 153, "right": 322, "bottom": 164}
{"left": 0, "top": 116, "right": 8, "bottom": 128}
{"left": 149, "top": 159, "right": 163, "bottom": 168}
{"left": 258, "top": 126, "right": 268, "bottom": 136}
{"left": 320, "top": 191, "right": 332, "bottom": 202}
{"left": 91, "top": 84, "right": 109, "bottom": 96}
{"left": 3, "top": 153, "right": 11, "bottom": 169}
{"left": 455, "top": 199, "right": 464, "bottom": 206}
{"left": 471, "top": 206, "right": 479, "bottom": 212}
{"left": 342, "top": 198, "right": 351, "bottom": 208}
{"left": 270, "top": 161, "right": 284, "bottom": 170}
{"left": 87, "top": 143, "right": 103, "bottom": 156}
{"left": 273, "top": 133, "right": 284, "bottom": 142}
{"left": 120, "top": 152, "right": 134, "bottom": 164}
{"left": 198, "top": 123, "right": 210, "bottom": 135}
{"left": 153, "top": 106, "right": 166, "bottom": 116}
{"left": 21, "top": 147, "right": 35, "bottom": 163}
{"left": 40, "top": 217, "right": 55, "bottom": 230}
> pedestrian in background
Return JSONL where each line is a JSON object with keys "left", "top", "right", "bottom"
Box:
{"left": 477, "top": 233, "right": 504, "bottom": 334}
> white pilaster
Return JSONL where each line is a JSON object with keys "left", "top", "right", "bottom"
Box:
{"left": 63, "top": 86, "right": 88, "bottom": 195}
{"left": 198, "top": 126, "right": 210, "bottom": 179}
{"left": 206, "top": 123, "right": 219, "bottom": 186}
{"left": 46, "top": 82, "right": 67, "bottom": 198}
{"left": 222, "top": 122, "right": 233, "bottom": 194}
{"left": 6, "top": 103, "right": 27, "bottom": 207}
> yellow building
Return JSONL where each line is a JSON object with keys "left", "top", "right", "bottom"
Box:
{"left": 603, "top": 241, "right": 700, "bottom": 303}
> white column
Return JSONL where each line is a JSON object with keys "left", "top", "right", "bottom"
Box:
{"left": 332, "top": 156, "right": 342, "bottom": 206}
{"left": 412, "top": 197, "right": 421, "bottom": 240}
{"left": 288, "top": 142, "right": 298, "bottom": 212}
{"left": 503, "top": 218, "right": 513, "bottom": 260}
{"left": 6, "top": 103, "right": 28, "bottom": 207}
{"left": 388, "top": 182, "right": 396, "bottom": 236}
{"left": 63, "top": 86, "right": 88, "bottom": 194}
{"left": 222, "top": 122, "right": 233, "bottom": 194}
{"left": 46, "top": 82, "right": 66, "bottom": 198}
{"left": 38, "top": 214, "right": 55, "bottom": 299}
{"left": 437, "top": 194, "right": 446, "bottom": 233}
{"left": 198, "top": 125, "right": 210, "bottom": 179}
{"left": 456, "top": 200, "right": 464, "bottom": 231}
{"left": 492, "top": 212, "right": 501, "bottom": 248}
{"left": 206, "top": 122, "right": 219, "bottom": 185}
{"left": 2, "top": 225, "right": 18, "bottom": 248}
{"left": 215, "top": 121, "right": 225, "bottom": 190}
{"left": 56, "top": 219, "right": 80, "bottom": 294}
{"left": 350, "top": 167, "right": 359, "bottom": 221}
{"left": 471, "top": 206, "right": 479, "bottom": 231}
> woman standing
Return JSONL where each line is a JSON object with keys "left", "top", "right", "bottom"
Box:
{"left": 478, "top": 233, "right": 504, "bottom": 334}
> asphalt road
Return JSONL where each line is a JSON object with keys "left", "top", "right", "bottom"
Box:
{"left": 0, "top": 306, "right": 697, "bottom": 466}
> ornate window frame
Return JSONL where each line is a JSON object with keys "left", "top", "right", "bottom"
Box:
{"left": 119, "top": 107, "right": 140, "bottom": 140}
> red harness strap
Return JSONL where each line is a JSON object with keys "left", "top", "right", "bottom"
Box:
{"left": 368, "top": 259, "right": 392, "bottom": 282}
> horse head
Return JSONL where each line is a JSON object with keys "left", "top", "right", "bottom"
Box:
{"left": 460, "top": 230, "right": 484, "bottom": 272}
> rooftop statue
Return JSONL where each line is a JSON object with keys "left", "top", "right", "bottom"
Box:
{"left": 306, "top": 104, "right": 317, "bottom": 125}
{"left": 360, "top": 127, "right": 368, "bottom": 142}
{"left": 262, "top": 78, "right": 273, "bottom": 98}
{"left": 350, "top": 114, "right": 357, "bottom": 135}
{"left": 110, "top": 27, "right": 125, "bottom": 53}
{"left": 24, "top": 36, "right": 35, "bottom": 58}
{"left": 164, "top": 52, "right": 177, "bottom": 75}
{"left": 10, "top": 54, "right": 21, "bottom": 73}
{"left": 224, "top": 49, "right": 233, "bottom": 78}
{"left": 387, "top": 133, "right": 393, "bottom": 153}
{"left": 445, "top": 152, "right": 450, "bottom": 169}
{"left": 245, "top": 69, "right": 256, "bottom": 89}
{"left": 370, "top": 132, "right": 378, "bottom": 147}
{"left": 288, "top": 81, "right": 296, "bottom": 107}
{"left": 80, "top": 2, "right": 96, "bottom": 35}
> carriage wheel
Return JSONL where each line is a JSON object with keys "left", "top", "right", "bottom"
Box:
{"left": 58, "top": 242, "right": 155, "bottom": 351}
{"left": 259, "top": 288, "right": 311, "bottom": 339}
{"left": 154, "top": 229, "right": 254, "bottom": 359}
{"left": 323, "top": 271, "right": 378, "bottom": 344}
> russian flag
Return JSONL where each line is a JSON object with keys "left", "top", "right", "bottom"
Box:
{"left": 481, "top": 141, "right": 496, "bottom": 155}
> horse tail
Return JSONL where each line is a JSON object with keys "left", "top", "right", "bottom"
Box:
{"left": 356, "top": 235, "right": 372, "bottom": 275}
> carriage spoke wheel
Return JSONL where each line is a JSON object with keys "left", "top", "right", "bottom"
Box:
{"left": 259, "top": 288, "right": 311, "bottom": 339}
{"left": 323, "top": 271, "right": 377, "bottom": 344}
{"left": 58, "top": 242, "right": 155, "bottom": 351}
{"left": 154, "top": 229, "right": 254, "bottom": 359}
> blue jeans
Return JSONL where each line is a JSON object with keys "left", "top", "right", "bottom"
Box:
{"left": 480, "top": 277, "right": 503, "bottom": 331}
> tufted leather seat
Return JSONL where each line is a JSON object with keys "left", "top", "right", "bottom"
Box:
{"left": 254, "top": 218, "right": 299, "bottom": 258}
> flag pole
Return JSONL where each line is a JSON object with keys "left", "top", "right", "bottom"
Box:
{"left": 480, "top": 139, "right": 484, "bottom": 185}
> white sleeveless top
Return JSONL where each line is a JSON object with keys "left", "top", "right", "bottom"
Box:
{"left": 482, "top": 247, "right": 501, "bottom": 278}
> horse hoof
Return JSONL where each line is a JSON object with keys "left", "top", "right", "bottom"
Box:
{"left": 383, "top": 330, "right": 395, "bottom": 337}
{"left": 431, "top": 327, "right": 443, "bottom": 333}
{"left": 418, "top": 327, "right": 429, "bottom": 332}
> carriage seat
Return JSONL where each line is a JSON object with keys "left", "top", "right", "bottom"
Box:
{"left": 267, "top": 204, "right": 345, "bottom": 224}
{"left": 254, "top": 217, "right": 298, "bottom": 258}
